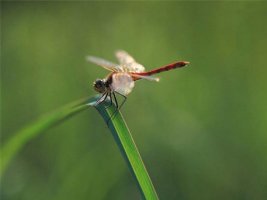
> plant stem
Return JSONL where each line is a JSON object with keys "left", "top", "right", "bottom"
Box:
{"left": 96, "top": 101, "right": 159, "bottom": 200}
{"left": 0, "top": 97, "right": 96, "bottom": 176}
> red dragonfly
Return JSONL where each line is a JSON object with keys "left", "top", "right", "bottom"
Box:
{"left": 87, "top": 50, "right": 189, "bottom": 108}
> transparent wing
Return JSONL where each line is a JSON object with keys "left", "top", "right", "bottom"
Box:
{"left": 87, "top": 56, "right": 119, "bottom": 72}
{"left": 111, "top": 73, "right": 135, "bottom": 96}
{"left": 131, "top": 74, "right": 160, "bottom": 82}
{"left": 115, "top": 50, "right": 145, "bottom": 72}
{"left": 115, "top": 50, "right": 136, "bottom": 65}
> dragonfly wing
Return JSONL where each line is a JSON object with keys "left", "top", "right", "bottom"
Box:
{"left": 111, "top": 73, "right": 135, "bottom": 96}
{"left": 126, "top": 63, "right": 145, "bottom": 73}
{"left": 131, "top": 74, "right": 160, "bottom": 82}
{"left": 115, "top": 50, "right": 136, "bottom": 64}
{"left": 87, "top": 56, "right": 119, "bottom": 72}
{"left": 115, "top": 50, "right": 145, "bottom": 72}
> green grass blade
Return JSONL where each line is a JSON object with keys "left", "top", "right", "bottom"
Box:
{"left": 1, "top": 95, "right": 159, "bottom": 199}
{"left": 96, "top": 101, "right": 159, "bottom": 200}
{"left": 0, "top": 96, "right": 97, "bottom": 177}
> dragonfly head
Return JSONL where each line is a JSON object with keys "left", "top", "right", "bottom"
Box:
{"left": 93, "top": 79, "right": 106, "bottom": 93}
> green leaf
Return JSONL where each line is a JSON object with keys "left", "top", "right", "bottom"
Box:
{"left": 0, "top": 97, "right": 96, "bottom": 177}
{"left": 1, "top": 95, "right": 159, "bottom": 199}
{"left": 95, "top": 100, "right": 159, "bottom": 200}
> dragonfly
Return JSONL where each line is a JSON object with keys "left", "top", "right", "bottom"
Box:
{"left": 87, "top": 50, "right": 189, "bottom": 109}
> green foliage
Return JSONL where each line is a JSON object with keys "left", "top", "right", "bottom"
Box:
{"left": 1, "top": 96, "right": 158, "bottom": 199}
{"left": 0, "top": 97, "right": 93, "bottom": 177}
{"left": 2, "top": 2, "right": 267, "bottom": 200}
{"left": 96, "top": 101, "right": 159, "bottom": 200}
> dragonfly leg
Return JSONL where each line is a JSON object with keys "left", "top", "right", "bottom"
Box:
{"left": 104, "top": 92, "right": 113, "bottom": 109}
{"left": 109, "top": 93, "right": 113, "bottom": 106}
{"left": 112, "top": 92, "right": 119, "bottom": 109}
{"left": 114, "top": 91, "right": 127, "bottom": 110}
{"left": 95, "top": 92, "right": 108, "bottom": 106}
{"left": 106, "top": 92, "right": 127, "bottom": 125}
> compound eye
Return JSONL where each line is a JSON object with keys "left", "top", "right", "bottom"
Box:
{"left": 93, "top": 79, "right": 106, "bottom": 93}
{"left": 95, "top": 79, "right": 104, "bottom": 88}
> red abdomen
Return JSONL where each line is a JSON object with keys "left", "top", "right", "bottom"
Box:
{"left": 133, "top": 61, "right": 189, "bottom": 76}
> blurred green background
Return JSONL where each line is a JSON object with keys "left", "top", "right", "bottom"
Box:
{"left": 1, "top": 2, "right": 267, "bottom": 200}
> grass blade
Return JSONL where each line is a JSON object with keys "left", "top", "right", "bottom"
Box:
{"left": 0, "top": 96, "right": 97, "bottom": 177}
{"left": 96, "top": 101, "right": 159, "bottom": 200}
{"left": 1, "top": 95, "right": 159, "bottom": 199}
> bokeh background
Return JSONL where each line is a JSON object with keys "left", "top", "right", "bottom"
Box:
{"left": 1, "top": 2, "right": 267, "bottom": 200}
